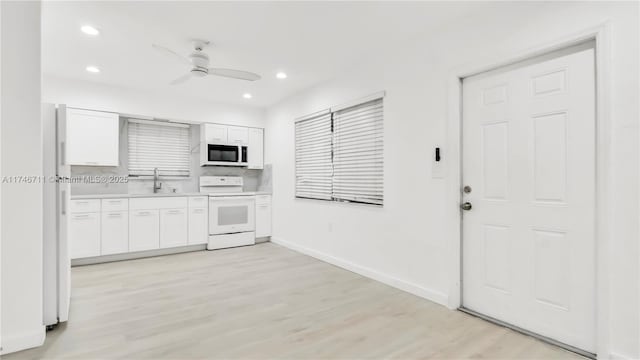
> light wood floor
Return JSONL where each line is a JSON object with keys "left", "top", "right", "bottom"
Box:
{"left": 7, "top": 242, "right": 582, "bottom": 359}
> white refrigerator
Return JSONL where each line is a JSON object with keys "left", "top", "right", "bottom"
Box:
{"left": 43, "top": 103, "right": 71, "bottom": 328}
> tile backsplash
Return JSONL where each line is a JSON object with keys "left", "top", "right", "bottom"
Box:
{"left": 70, "top": 119, "right": 271, "bottom": 195}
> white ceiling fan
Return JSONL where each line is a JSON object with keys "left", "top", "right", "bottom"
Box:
{"left": 152, "top": 39, "right": 261, "bottom": 85}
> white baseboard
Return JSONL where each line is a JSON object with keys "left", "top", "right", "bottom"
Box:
{"left": 609, "top": 352, "right": 638, "bottom": 360}
{"left": 0, "top": 326, "right": 45, "bottom": 355}
{"left": 72, "top": 244, "right": 207, "bottom": 266}
{"left": 271, "top": 237, "right": 448, "bottom": 306}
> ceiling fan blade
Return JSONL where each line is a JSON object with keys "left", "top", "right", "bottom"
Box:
{"left": 152, "top": 44, "right": 191, "bottom": 66}
{"left": 209, "top": 68, "right": 261, "bottom": 81}
{"left": 169, "top": 73, "right": 192, "bottom": 85}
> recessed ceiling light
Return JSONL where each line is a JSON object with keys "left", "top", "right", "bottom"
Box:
{"left": 276, "top": 72, "right": 287, "bottom": 79}
{"left": 81, "top": 25, "right": 100, "bottom": 36}
{"left": 86, "top": 66, "right": 100, "bottom": 73}
{"left": 243, "top": 93, "right": 252, "bottom": 99}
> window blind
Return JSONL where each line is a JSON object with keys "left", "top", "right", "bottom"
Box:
{"left": 295, "top": 111, "right": 333, "bottom": 200}
{"left": 128, "top": 119, "right": 191, "bottom": 176}
{"left": 332, "top": 98, "right": 383, "bottom": 205}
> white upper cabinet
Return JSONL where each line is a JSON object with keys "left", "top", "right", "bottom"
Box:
{"left": 201, "top": 124, "right": 254, "bottom": 145}
{"left": 247, "top": 128, "right": 264, "bottom": 169}
{"left": 66, "top": 108, "right": 119, "bottom": 166}
{"left": 200, "top": 123, "right": 263, "bottom": 168}
{"left": 201, "top": 124, "right": 228, "bottom": 143}
{"left": 227, "top": 126, "right": 249, "bottom": 144}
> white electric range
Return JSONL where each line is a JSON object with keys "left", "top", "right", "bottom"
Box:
{"left": 199, "top": 176, "right": 256, "bottom": 250}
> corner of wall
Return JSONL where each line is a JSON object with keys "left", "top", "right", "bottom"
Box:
{"left": 0, "top": 0, "right": 44, "bottom": 355}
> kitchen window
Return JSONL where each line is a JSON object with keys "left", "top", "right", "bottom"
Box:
{"left": 128, "top": 119, "right": 191, "bottom": 177}
{"left": 295, "top": 93, "right": 384, "bottom": 205}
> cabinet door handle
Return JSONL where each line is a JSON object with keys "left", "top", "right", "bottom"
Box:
{"left": 73, "top": 214, "right": 91, "bottom": 219}
{"left": 61, "top": 190, "right": 67, "bottom": 215}
{"left": 137, "top": 211, "right": 152, "bottom": 216}
{"left": 107, "top": 212, "right": 122, "bottom": 217}
{"left": 193, "top": 209, "right": 204, "bottom": 214}
{"left": 167, "top": 210, "right": 183, "bottom": 214}
{"left": 60, "top": 141, "right": 66, "bottom": 165}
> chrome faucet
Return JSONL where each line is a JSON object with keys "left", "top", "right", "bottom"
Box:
{"left": 153, "top": 168, "right": 162, "bottom": 193}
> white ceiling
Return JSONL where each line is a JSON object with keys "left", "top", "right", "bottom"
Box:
{"left": 42, "top": 1, "right": 482, "bottom": 108}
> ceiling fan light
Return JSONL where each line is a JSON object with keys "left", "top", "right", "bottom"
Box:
{"left": 276, "top": 72, "right": 287, "bottom": 79}
{"left": 243, "top": 93, "right": 252, "bottom": 99}
{"left": 191, "top": 68, "right": 208, "bottom": 77}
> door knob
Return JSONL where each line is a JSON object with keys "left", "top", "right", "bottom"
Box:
{"left": 461, "top": 202, "right": 472, "bottom": 211}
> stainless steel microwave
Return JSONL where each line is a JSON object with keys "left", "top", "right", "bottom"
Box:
{"left": 200, "top": 143, "right": 248, "bottom": 166}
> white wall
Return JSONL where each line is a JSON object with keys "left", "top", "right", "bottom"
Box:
{"left": 42, "top": 76, "right": 265, "bottom": 128}
{"left": 265, "top": 2, "right": 639, "bottom": 358}
{"left": 0, "top": 1, "right": 45, "bottom": 355}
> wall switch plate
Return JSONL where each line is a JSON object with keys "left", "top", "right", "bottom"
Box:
{"left": 432, "top": 146, "right": 445, "bottom": 179}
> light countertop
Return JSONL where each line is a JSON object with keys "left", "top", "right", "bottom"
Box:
{"left": 71, "top": 191, "right": 271, "bottom": 200}
{"left": 208, "top": 191, "right": 272, "bottom": 197}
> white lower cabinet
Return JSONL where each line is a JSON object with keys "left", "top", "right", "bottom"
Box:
{"left": 160, "top": 208, "right": 188, "bottom": 248}
{"left": 255, "top": 195, "right": 272, "bottom": 238}
{"left": 129, "top": 209, "right": 160, "bottom": 252}
{"left": 70, "top": 195, "right": 209, "bottom": 261}
{"left": 70, "top": 212, "right": 101, "bottom": 258}
{"left": 188, "top": 207, "right": 208, "bottom": 245}
{"left": 101, "top": 211, "right": 129, "bottom": 255}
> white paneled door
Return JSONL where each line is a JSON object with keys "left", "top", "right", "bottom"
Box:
{"left": 461, "top": 44, "right": 596, "bottom": 353}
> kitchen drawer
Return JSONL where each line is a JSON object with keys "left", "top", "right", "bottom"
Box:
{"left": 188, "top": 196, "right": 208, "bottom": 208}
{"left": 101, "top": 198, "right": 129, "bottom": 212}
{"left": 70, "top": 199, "right": 101, "bottom": 213}
{"left": 129, "top": 197, "right": 188, "bottom": 210}
{"left": 256, "top": 194, "right": 271, "bottom": 205}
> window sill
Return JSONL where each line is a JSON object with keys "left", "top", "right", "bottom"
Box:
{"left": 295, "top": 196, "right": 383, "bottom": 208}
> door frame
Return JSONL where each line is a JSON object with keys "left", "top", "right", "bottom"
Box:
{"left": 445, "top": 23, "right": 612, "bottom": 358}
